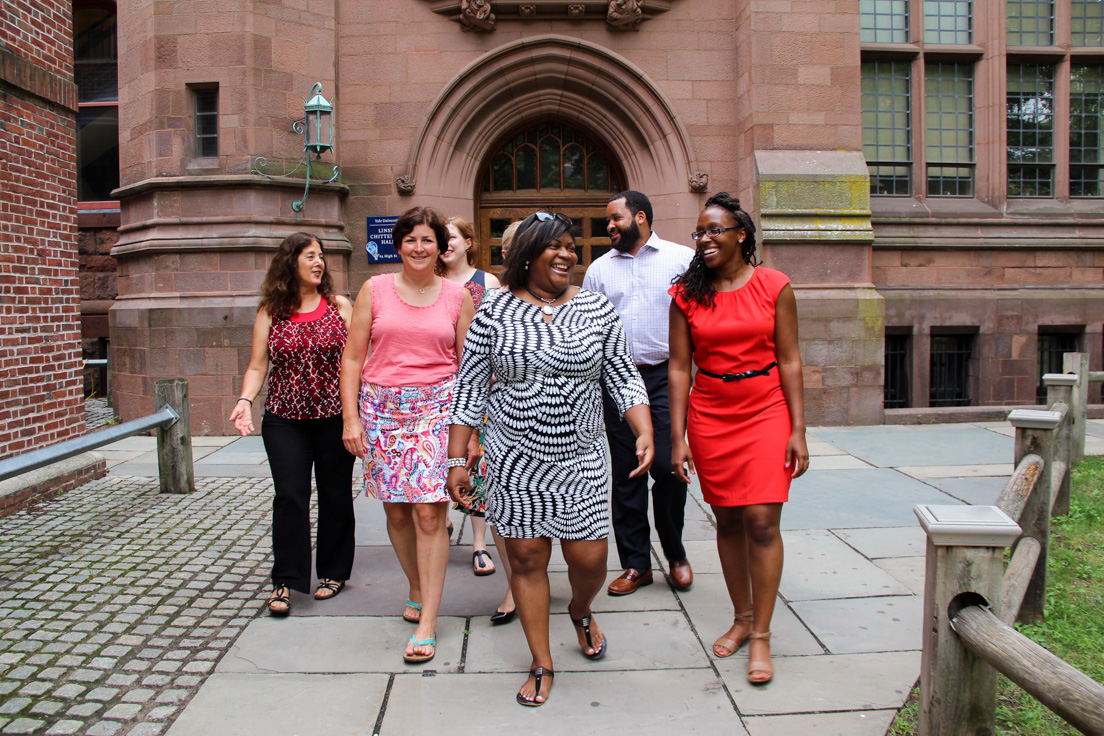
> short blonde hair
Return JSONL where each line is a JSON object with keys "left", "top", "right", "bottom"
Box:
{"left": 501, "top": 220, "right": 522, "bottom": 259}
{"left": 446, "top": 216, "right": 477, "bottom": 267}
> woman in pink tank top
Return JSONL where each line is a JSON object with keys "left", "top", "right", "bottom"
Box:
{"left": 340, "top": 207, "right": 475, "bottom": 666}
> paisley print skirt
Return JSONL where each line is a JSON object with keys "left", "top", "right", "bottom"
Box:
{"left": 360, "top": 380, "right": 452, "bottom": 504}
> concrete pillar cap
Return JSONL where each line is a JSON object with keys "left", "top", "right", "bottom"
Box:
{"left": 1007, "top": 409, "right": 1062, "bottom": 430}
{"left": 914, "top": 504, "right": 1022, "bottom": 547}
{"left": 1042, "top": 373, "right": 1078, "bottom": 387}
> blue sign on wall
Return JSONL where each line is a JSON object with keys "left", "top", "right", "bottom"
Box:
{"left": 366, "top": 216, "right": 401, "bottom": 262}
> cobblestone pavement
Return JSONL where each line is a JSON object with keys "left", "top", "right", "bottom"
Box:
{"left": 0, "top": 476, "right": 277, "bottom": 735}
{"left": 84, "top": 400, "right": 115, "bottom": 432}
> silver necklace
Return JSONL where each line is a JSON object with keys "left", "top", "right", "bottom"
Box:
{"left": 526, "top": 287, "right": 566, "bottom": 315}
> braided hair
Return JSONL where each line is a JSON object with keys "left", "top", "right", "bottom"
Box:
{"left": 672, "top": 192, "right": 759, "bottom": 309}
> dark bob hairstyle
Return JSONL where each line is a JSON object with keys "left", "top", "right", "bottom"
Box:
{"left": 499, "top": 211, "right": 576, "bottom": 290}
{"left": 393, "top": 206, "right": 450, "bottom": 275}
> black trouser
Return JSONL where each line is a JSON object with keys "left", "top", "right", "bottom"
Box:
{"left": 261, "top": 412, "right": 356, "bottom": 593}
{"left": 602, "top": 362, "right": 687, "bottom": 572}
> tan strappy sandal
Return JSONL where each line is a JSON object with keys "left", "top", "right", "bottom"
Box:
{"left": 747, "top": 630, "right": 774, "bottom": 684}
{"left": 713, "top": 609, "right": 753, "bottom": 658}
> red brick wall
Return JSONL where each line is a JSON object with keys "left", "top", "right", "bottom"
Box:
{"left": 0, "top": 1, "right": 85, "bottom": 457}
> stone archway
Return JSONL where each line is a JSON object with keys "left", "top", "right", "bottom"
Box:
{"left": 394, "top": 34, "right": 708, "bottom": 208}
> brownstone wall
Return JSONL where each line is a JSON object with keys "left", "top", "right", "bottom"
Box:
{"left": 79, "top": 222, "right": 119, "bottom": 396}
{"left": 0, "top": 2, "right": 85, "bottom": 457}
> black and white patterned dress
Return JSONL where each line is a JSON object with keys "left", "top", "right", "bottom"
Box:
{"left": 449, "top": 290, "right": 649, "bottom": 540}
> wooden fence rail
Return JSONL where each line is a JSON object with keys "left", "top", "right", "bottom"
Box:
{"left": 915, "top": 353, "right": 1104, "bottom": 735}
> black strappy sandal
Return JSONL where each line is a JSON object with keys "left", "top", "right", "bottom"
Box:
{"left": 268, "top": 585, "right": 291, "bottom": 617}
{"left": 314, "top": 579, "right": 345, "bottom": 601}
{"left": 567, "top": 600, "right": 607, "bottom": 660}
{"left": 516, "top": 666, "right": 554, "bottom": 707}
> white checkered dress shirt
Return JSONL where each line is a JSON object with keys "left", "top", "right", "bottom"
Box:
{"left": 581, "top": 231, "right": 694, "bottom": 367}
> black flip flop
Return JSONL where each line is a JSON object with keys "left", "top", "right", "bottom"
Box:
{"left": 516, "top": 667, "right": 554, "bottom": 707}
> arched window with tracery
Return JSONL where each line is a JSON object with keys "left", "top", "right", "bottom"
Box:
{"left": 477, "top": 121, "right": 626, "bottom": 277}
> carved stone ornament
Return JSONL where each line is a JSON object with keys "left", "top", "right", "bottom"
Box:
{"left": 519, "top": 4, "right": 536, "bottom": 16}
{"left": 689, "top": 171, "right": 709, "bottom": 193}
{"left": 460, "top": 0, "right": 496, "bottom": 31}
{"left": 567, "top": 4, "right": 586, "bottom": 16}
{"left": 396, "top": 175, "right": 416, "bottom": 196}
{"left": 607, "top": 0, "right": 643, "bottom": 30}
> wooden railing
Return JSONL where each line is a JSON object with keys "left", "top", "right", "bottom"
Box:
{"left": 914, "top": 353, "right": 1104, "bottom": 736}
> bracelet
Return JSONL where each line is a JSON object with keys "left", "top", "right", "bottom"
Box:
{"left": 237, "top": 397, "right": 252, "bottom": 405}
{"left": 446, "top": 457, "right": 467, "bottom": 469}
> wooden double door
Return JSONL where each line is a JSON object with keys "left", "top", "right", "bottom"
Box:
{"left": 477, "top": 205, "right": 613, "bottom": 285}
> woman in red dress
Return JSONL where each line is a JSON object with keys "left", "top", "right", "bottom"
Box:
{"left": 668, "top": 193, "right": 809, "bottom": 684}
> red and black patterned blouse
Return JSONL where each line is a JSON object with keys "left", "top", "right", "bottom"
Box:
{"left": 265, "top": 299, "right": 347, "bottom": 420}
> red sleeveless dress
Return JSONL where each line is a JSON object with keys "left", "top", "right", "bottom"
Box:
{"left": 669, "top": 267, "right": 793, "bottom": 507}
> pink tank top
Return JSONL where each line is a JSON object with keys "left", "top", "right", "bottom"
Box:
{"left": 361, "top": 274, "right": 464, "bottom": 387}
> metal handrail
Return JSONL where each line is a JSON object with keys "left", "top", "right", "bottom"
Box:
{"left": 0, "top": 404, "right": 179, "bottom": 483}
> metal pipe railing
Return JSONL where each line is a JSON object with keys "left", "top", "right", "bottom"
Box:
{"left": 0, "top": 404, "right": 179, "bottom": 483}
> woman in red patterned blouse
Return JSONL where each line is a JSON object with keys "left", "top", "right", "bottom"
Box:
{"left": 229, "top": 232, "right": 356, "bottom": 617}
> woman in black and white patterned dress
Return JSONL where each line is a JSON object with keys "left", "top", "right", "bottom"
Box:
{"left": 446, "top": 212, "right": 654, "bottom": 707}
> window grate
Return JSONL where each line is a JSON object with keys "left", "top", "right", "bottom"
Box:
{"left": 1007, "top": 64, "right": 1055, "bottom": 197}
{"left": 1036, "top": 333, "right": 1079, "bottom": 403}
{"left": 925, "top": 0, "right": 972, "bottom": 44}
{"left": 1007, "top": 0, "right": 1055, "bottom": 46}
{"left": 862, "top": 61, "right": 912, "bottom": 195}
{"left": 1071, "top": 65, "right": 1104, "bottom": 197}
{"left": 861, "top": 0, "right": 909, "bottom": 43}
{"left": 884, "top": 333, "right": 911, "bottom": 408}
{"left": 194, "top": 87, "right": 219, "bottom": 158}
{"left": 930, "top": 335, "right": 973, "bottom": 407}
{"left": 926, "top": 62, "right": 975, "bottom": 196}
{"left": 1072, "top": 0, "right": 1104, "bottom": 46}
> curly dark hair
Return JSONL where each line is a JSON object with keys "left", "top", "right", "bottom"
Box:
{"left": 672, "top": 192, "right": 759, "bottom": 309}
{"left": 258, "top": 232, "right": 335, "bottom": 321}
{"left": 393, "top": 206, "right": 449, "bottom": 275}
{"left": 499, "top": 211, "right": 577, "bottom": 290}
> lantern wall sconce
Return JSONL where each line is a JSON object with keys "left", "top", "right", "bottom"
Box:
{"left": 251, "top": 83, "right": 339, "bottom": 212}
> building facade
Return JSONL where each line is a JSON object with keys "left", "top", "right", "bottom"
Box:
{"left": 74, "top": 0, "right": 1102, "bottom": 434}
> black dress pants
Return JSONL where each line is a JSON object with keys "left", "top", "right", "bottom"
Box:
{"left": 261, "top": 412, "right": 356, "bottom": 593}
{"left": 602, "top": 362, "right": 688, "bottom": 572}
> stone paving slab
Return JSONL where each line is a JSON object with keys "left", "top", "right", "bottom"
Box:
{"left": 833, "top": 526, "right": 926, "bottom": 559}
{"left": 464, "top": 610, "right": 709, "bottom": 673}
{"left": 381, "top": 669, "right": 748, "bottom": 735}
{"left": 806, "top": 437, "right": 847, "bottom": 456}
{"left": 1087, "top": 419, "right": 1104, "bottom": 438}
{"left": 810, "top": 425, "right": 1013, "bottom": 467}
{"left": 165, "top": 673, "right": 388, "bottom": 736}
{"left": 744, "top": 709, "right": 897, "bottom": 736}
{"left": 108, "top": 464, "right": 275, "bottom": 478}
{"left": 193, "top": 451, "right": 267, "bottom": 466}
{"left": 874, "top": 557, "right": 926, "bottom": 596}
{"left": 926, "top": 476, "right": 1008, "bottom": 506}
{"left": 782, "top": 469, "right": 962, "bottom": 530}
{"left": 807, "top": 455, "right": 874, "bottom": 471}
{"left": 217, "top": 616, "right": 468, "bottom": 674}
{"left": 778, "top": 530, "right": 912, "bottom": 602}
{"left": 896, "top": 463, "right": 1013, "bottom": 479}
{"left": 677, "top": 574, "right": 823, "bottom": 658}
{"left": 719, "top": 651, "right": 920, "bottom": 715}
{"left": 99, "top": 437, "right": 156, "bottom": 451}
{"left": 789, "top": 595, "right": 923, "bottom": 654}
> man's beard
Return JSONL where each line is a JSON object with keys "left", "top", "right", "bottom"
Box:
{"left": 610, "top": 219, "right": 641, "bottom": 252}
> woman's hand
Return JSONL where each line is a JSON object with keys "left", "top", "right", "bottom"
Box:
{"left": 228, "top": 401, "right": 254, "bottom": 437}
{"left": 785, "top": 430, "right": 810, "bottom": 479}
{"left": 628, "top": 431, "right": 655, "bottom": 478}
{"left": 672, "top": 437, "right": 695, "bottom": 484}
{"left": 343, "top": 417, "right": 367, "bottom": 459}
{"left": 465, "top": 433, "right": 481, "bottom": 471}
{"left": 447, "top": 466, "right": 472, "bottom": 506}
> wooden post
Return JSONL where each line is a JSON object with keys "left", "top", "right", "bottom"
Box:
{"left": 1008, "top": 409, "right": 1060, "bottom": 624}
{"left": 915, "top": 505, "right": 1022, "bottom": 736}
{"left": 1062, "top": 352, "right": 1087, "bottom": 464}
{"left": 1045, "top": 374, "right": 1075, "bottom": 517}
{"left": 155, "top": 378, "right": 194, "bottom": 495}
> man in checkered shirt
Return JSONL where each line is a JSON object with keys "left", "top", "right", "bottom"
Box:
{"left": 582, "top": 190, "right": 695, "bottom": 596}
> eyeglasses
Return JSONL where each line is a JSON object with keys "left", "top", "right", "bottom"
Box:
{"left": 690, "top": 226, "right": 740, "bottom": 241}
{"left": 534, "top": 211, "right": 573, "bottom": 226}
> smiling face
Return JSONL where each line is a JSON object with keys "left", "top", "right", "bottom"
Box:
{"left": 695, "top": 206, "right": 745, "bottom": 271}
{"left": 526, "top": 231, "right": 578, "bottom": 295}
{"left": 296, "top": 239, "right": 325, "bottom": 289}
{"left": 399, "top": 224, "right": 441, "bottom": 275}
{"left": 442, "top": 223, "right": 471, "bottom": 268}
{"left": 605, "top": 197, "right": 644, "bottom": 253}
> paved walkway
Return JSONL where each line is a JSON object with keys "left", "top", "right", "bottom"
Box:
{"left": 1, "top": 421, "right": 1101, "bottom": 736}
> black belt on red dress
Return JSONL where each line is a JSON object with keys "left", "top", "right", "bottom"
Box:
{"left": 697, "top": 361, "right": 777, "bottom": 382}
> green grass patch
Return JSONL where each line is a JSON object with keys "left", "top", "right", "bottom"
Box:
{"left": 888, "top": 455, "right": 1104, "bottom": 735}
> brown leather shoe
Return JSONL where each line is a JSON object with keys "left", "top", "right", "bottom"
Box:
{"left": 668, "top": 558, "right": 693, "bottom": 590}
{"left": 607, "top": 568, "right": 653, "bottom": 596}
